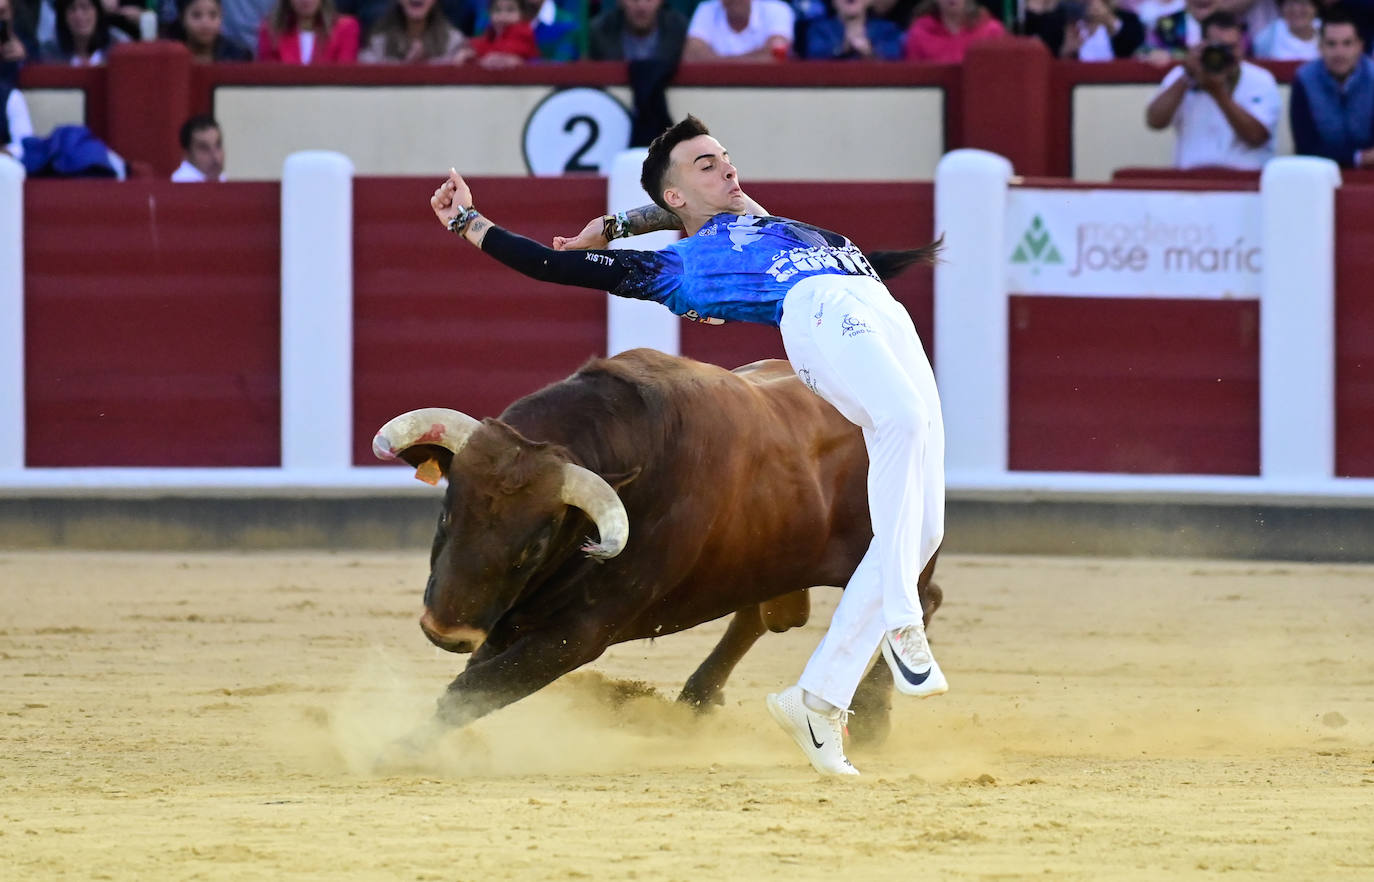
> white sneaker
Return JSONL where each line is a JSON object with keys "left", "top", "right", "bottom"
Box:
{"left": 765, "top": 685, "right": 859, "bottom": 776}
{"left": 882, "top": 624, "right": 949, "bottom": 697}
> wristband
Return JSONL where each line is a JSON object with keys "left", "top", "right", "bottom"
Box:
{"left": 601, "top": 211, "right": 631, "bottom": 241}
{"left": 448, "top": 206, "right": 479, "bottom": 235}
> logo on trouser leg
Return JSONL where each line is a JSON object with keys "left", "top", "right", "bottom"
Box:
{"left": 840, "top": 314, "right": 872, "bottom": 337}
{"left": 797, "top": 367, "right": 819, "bottom": 394}
{"left": 814, "top": 303, "right": 824, "bottom": 327}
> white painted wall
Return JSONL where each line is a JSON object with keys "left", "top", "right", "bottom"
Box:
{"left": 214, "top": 85, "right": 945, "bottom": 182}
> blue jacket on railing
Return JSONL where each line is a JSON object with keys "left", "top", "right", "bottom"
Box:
{"left": 1290, "top": 55, "right": 1374, "bottom": 168}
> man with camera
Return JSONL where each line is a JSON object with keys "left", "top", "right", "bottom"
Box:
{"left": 1145, "top": 10, "right": 1280, "bottom": 170}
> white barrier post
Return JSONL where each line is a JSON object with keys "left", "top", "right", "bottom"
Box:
{"left": 0, "top": 156, "right": 24, "bottom": 472}
{"left": 934, "top": 149, "right": 1014, "bottom": 478}
{"left": 280, "top": 151, "right": 354, "bottom": 472}
{"left": 1259, "top": 157, "right": 1341, "bottom": 481}
{"left": 605, "top": 148, "right": 679, "bottom": 357}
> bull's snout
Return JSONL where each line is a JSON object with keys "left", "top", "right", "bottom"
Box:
{"left": 419, "top": 609, "right": 487, "bottom": 654}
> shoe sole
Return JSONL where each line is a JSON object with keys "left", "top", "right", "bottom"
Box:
{"left": 882, "top": 640, "right": 950, "bottom": 698}
{"left": 765, "top": 694, "right": 858, "bottom": 777}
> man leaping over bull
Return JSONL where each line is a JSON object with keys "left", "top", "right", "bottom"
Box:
{"left": 429, "top": 115, "right": 947, "bottom": 777}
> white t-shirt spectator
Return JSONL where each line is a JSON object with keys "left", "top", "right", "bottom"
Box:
{"left": 170, "top": 160, "right": 225, "bottom": 182}
{"left": 688, "top": 0, "right": 795, "bottom": 57}
{"left": 1154, "top": 61, "right": 1281, "bottom": 170}
{"left": 1252, "top": 18, "right": 1320, "bottom": 60}
{"left": 4, "top": 89, "right": 34, "bottom": 162}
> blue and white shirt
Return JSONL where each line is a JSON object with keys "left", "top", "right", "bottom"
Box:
{"left": 481, "top": 213, "right": 882, "bottom": 328}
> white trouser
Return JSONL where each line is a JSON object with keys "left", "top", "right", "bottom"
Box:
{"left": 778, "top": 274, "right": 946, "bottom": 711}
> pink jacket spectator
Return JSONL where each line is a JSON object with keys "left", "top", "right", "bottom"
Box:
{"left": 903, "top": 9, "right": 1005, "bottom": 63}
{"left": 258, "top": 15, "right": 361, "bottom": 63}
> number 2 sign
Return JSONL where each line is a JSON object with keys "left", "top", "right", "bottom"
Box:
{"left": 522, "top": 88, "right": 634, "bottom": 176}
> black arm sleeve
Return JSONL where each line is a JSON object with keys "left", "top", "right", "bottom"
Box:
{"left": 479, "top": 226, "right": 635, "bottom": 291}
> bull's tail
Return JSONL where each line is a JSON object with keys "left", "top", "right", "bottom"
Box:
{"left": 865, "top": 234, "right": 945, "bottom": 282}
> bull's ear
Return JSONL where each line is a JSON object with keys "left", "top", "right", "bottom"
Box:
{"left": 395, "top": 445, "right": 455, "bottom": 482}
{"left": 601, "top": 467, "right": 641, "bottom": 491}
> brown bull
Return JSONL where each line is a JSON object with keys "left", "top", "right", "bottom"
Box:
{"left": 374, "top": 348, "right": 942, "bottom": 744}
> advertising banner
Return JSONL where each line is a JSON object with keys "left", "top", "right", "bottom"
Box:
{"left": 1005, "top": 189, "right": 1261, "bottom": 299}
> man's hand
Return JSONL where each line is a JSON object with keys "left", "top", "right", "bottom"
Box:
{"left": 1181, "top": 46, "right": 1205, "bottom": 82}
{"left": 0, "top": 37, "right": 26, "bottom": 63}
{"left": 430, "top": 168, "right": 472, "bottom": 230}
{"left": 553, "top": 216, "right": 610, "bottom": 251}
{"left": 1060, "top": 20, "right": 1084, "bottom": 57}
{"left": 479, "top": 52, "right": 523, "bottom": 69}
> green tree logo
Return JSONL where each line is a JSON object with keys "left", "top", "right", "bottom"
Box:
{"left": 1010, "top": 215, "right": 1063, "bottom": 272}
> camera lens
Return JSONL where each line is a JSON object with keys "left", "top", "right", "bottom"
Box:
{"left": 1200, "top": 43, "right": 1234, "bottom": 74}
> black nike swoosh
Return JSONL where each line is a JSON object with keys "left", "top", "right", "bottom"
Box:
{"left": 888, "top": 639, "right": 933, "bottom": 686}
{"left": 806, "top": 718, "right": 824, "bottom": 749}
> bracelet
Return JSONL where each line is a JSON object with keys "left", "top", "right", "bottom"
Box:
{"left": 601, "top": 211, "right": 631, "bottom": 241}
{"left": 448, "top": 205, "right": 479, "bottom": 236}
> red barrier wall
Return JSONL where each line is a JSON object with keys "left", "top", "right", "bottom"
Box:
{"left": 15, "top": 175, "right": 1367, "bottom": 478}
{"left": 1009, "top": 297, "right": 1260, "bottom": 475}
{"left": 24, "top": 180, "right": 281, "bottom": 466}
{"left": 352, "top": 177, "right": 607, "bottom": 466}
{"left": 1334, "top": 186, "right": 1374, "bottom": 478}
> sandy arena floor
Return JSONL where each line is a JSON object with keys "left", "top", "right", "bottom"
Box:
{"left": 1, "top": 551, "right": 1371, "bottom": 880}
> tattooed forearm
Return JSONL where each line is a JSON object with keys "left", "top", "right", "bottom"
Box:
{"left": 624, "top": 204, "right": 685, "bottom": 235}
{"left": 465, "top": 216, "right": 493, "bottom": 248}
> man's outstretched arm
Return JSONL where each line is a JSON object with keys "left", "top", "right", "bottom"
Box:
{"left": 432, "top": 169, "right": 638, "bottom": 290}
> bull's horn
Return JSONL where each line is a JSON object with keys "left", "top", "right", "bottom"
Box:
{"left": 372, "top": 408, "right": 482, "bottom": 461}
{"left": 560, "top": 464, "right": 629, "bottom": 560}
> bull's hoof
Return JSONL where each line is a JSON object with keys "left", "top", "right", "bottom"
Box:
{"left": 676, "top": 687, "right": 725, "bottom": 712}
{"left": 371, "top": 721, "right": 445, "bottom": 774}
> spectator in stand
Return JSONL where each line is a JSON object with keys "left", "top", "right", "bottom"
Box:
{"left": 358, "top": 0, "right": 472, "bottom": 61}
{"left": 588, "top": 0, "right": 688, "bottom": 61}
{"left": 171, "top": 114, "right": 226, "bottom": 181}
{"left": 903, "top": 0, "right": 1005, "bottom": 62}
{"left": 334, "top": 0, "right": 388, "bottom": 33}
{"left": 468, "top": 0, "right": 538, "bottom": 66}
{"left": 871, "top": 0, "right": 918, "bottom": 28}
{"left": 1290, "top": 8, "right": 1374, "bottom": 166}
{"left": 7, "top": 0, "right": 41, "bottom": 59}
{"left": 169, "top": 0, "right": 252, "bottom": 60}
{"left": 1252, "top": 0, "right": 1319, "bottom": 58}
{"left": 0, "top": 69, "right": 33, "bottom": 162}
{"left": 1, "top": 0, "right": 34, "bottom": 67}
{"left": 682, "top": 0, "right": 795, "bottom": 61}
{"left": 804, "top": 0, "right": 903, "bottom": 57}
{"left": 1142, "top": 0, "right": 1217, "bottom": 60}
{"left": 1144, "top": 11, "right": 1280, "bottom": 169}
{"left": 519, "top": 0, "right": 579, "bottom": 59}
{"left": 1023, "top": 0, "right": 1144, "bottom": 59}
{"left": 201, "top": 0, "right": 274, "bottom": 51}
{"left": 257, "top": 0, "right": 360, "bottom": 62}
{"left": 40, "top": 0, "right": 127, "bottom": 64}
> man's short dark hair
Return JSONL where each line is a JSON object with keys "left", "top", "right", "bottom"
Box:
{"left": 1320, "top": 4, "right": 1361, "bottom": 38}
{"left": 640, "top": 115, "right": 711, "bottom": 213}
{"left": 1199, "top": 10, "right": 1240, "bottom": 37}
{"left": 179, "top": 114, "right": 220, "bottom": 152}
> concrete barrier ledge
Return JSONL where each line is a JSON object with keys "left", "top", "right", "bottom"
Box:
{"left": 0, "top": 493, "right": 1369, "bottom": 562}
